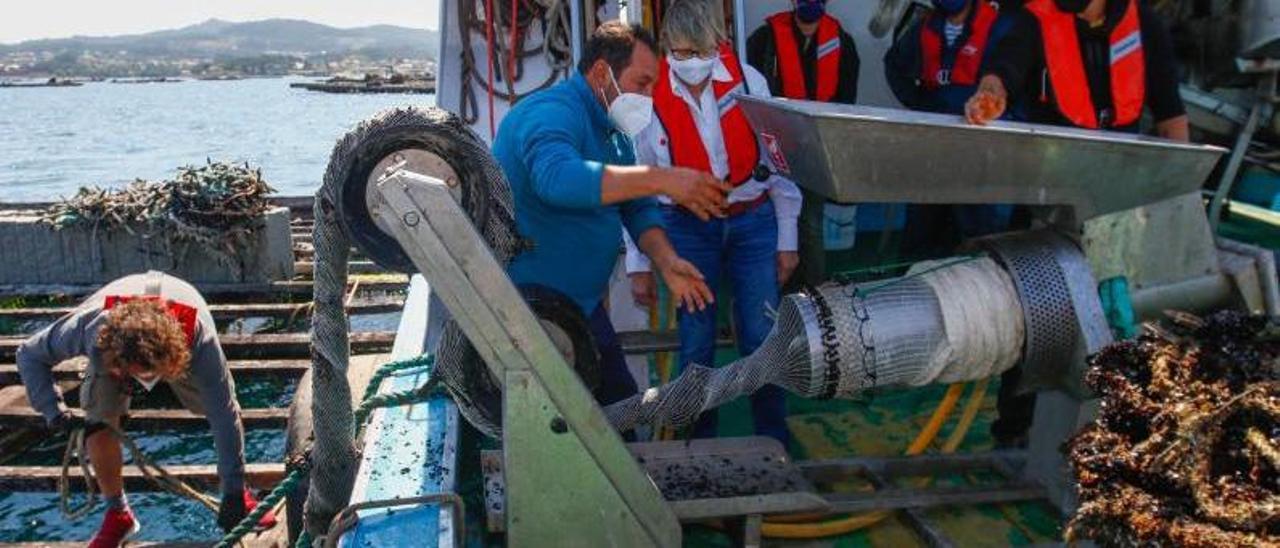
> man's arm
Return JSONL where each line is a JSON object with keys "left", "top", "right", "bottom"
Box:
{"left": 602, "top": 165, "right": 731, "bottom": 220}
{"left": 967, "top": 11, "right": 1039, "bottom": 124}
{"left": 521, "top": 102, "right": 729, "bottom": 217}
{"left": 836, "top": 28, "right": 861, "bottom": 105}
{"left": 746, "top": 25, "right": 781, "bottom": 96}
{"left": 16, "top": 308, "right": 93, "bottom": 424}
{"left": 883, "top": 22, "right": 925, "bottom": 110}
{"left": 188, "top": 323, "right": 245, "bottom": 497}
{"left": 521, "top": 104, "right": 613, "bottom": 210}
{"left": 983, "top": 11, "right": 1039, "bottom": 106}
{"left": 1140, "top": 4, "right": 1190, "bottom": 142}
{"left": 620, "top": 196, "right": 661, "bottom": 308}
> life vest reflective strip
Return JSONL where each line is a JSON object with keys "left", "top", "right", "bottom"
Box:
{"left": 920, "top": 1, "right": 1000, "bottom": 89}
{"left": 653, "top": 43, "right": 761, "bottom": 187}
{"left": 1025, "top": 0, "right": 1145, "bottom": 129}
{"left": 103, "top": 295, "right": 198, "bottom": 347}
{"left": 767, "top": 12, "right": 841, "bottom": 101}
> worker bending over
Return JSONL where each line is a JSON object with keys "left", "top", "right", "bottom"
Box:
{"left": 885, "top": 0, "right": 1018, "bottom": 254}
{"left": 626, "top": 0, "right": 802, "bottom": 446}
{"left": 747, "top": 0, "right": 861, "bottom": 287}
{"left": 16, "top": 271, "right": 273, "bottom": 547}
{"left": 492, "top": 21, "right": 727, "bottom": 410}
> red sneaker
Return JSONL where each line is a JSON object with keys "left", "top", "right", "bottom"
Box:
{"left": 243, "top": 489, "right": 278, "bottom": 530}
{"left": 88, "top": 507, "right": 140, "bottom": 548}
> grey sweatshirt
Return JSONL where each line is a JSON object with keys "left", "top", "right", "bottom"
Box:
{"left": 15, "top": 272, "right": 245, "bottom": 495}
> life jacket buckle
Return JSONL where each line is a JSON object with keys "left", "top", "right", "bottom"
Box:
{"left": 1098, "top": 108, "right": 1115, "bottom": 128}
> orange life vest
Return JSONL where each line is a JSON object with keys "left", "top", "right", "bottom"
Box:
{"left": 653, "top": 43, "right": 761, "bottom": 186}
{"left": 920, "top": 1, "right": 1000, "bottom": 89}
{"left": 103, "top": 295, "right": 198, "bottom": 347}
{"left": 1025, "top": 0, "right": 1145, "bottom": 129}
{"left": 767, "top": 12, "right": 841, "bottom": 101}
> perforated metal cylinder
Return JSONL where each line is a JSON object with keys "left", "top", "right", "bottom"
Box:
{"left": 976, "top": 230, "right": 1103, "bottom": 393}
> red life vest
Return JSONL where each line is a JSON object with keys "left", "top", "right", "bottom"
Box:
{"left": 920, "top": 1, "right": 1000, "bottom": 89}
{"left": 1025, "top": 0, "right": 1145, "bottom": 129}
{"left": 767, "top": 12, "right": 841, "bottom": 101}
{"left": 103, "top": 295, "right": 198, "bottom": 347}
{"left": 653, "top": 43, "right": 760, "bottom": 186}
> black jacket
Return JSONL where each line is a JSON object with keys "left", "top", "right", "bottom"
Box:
{"left": 746, "top": 14, "right": 861, "bottom": 105}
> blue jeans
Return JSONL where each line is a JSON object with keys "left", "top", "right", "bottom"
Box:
{"left": 664, "top": 200, "right": 789, "bottom": 446}
{"left": 589, "top": 305, "right": 639, "bottom": 407}
{"left": 589, "top": 305, "right": 640, "bottom": 441}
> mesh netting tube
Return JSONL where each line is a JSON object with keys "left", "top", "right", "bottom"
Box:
{"left": 605, "top": 257, "right": 1025, "bottom": 432}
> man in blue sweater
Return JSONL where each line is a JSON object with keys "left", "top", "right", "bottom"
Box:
{"left": 492, "top": 21, "right": 730, "bottom": 407}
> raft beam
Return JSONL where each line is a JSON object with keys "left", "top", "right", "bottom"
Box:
{"left": 0, "top": 462, "right": 285, "bottom": 491}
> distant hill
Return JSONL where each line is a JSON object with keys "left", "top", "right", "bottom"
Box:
{"left": 0, "top": 18, "right": 438, "bottom": 60}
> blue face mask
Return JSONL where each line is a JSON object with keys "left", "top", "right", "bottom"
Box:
{"left": 795, "top": 0, "right": 826, "bottom": 24}
{"left": 932, "top": 0, "right": 970, "bottom": 16}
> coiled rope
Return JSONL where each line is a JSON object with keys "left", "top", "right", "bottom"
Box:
{"left": 59, "top": 422, "right": 220, "bottom": 523}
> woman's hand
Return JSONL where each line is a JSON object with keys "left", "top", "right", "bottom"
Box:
{"left": 657, "top": 257, "right": 714, "bottom": 312}
{"left": 777, "top": 251, "right": 799, "bottom": 285}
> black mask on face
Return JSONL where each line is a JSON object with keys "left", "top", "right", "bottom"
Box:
{"left": 1054, "top": 0, "right": 1090, "bottom": 13}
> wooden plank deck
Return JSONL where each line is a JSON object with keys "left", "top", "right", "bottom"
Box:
{"left": 0, "top": 297, "right": 403, "bottom": 322}
{"left": 0, "top": 407, "right": 289, "bottom": 429}
{"left": 0, "top": 462, "right": 285, "bottom": 491}
{"left": 0, "top": 332, "right": 396, "bottom": 361}
{"left": 0, "top": 359, "right": 309, "bottom": 385}
{"left": 292, "top": 260, "right": 385, "bottom": 276}
{"left": 0, "top": 278, "right": 408, "bottom": 300}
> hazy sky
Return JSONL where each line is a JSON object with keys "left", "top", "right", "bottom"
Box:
{"left": 0, "top": 0, "right": 441, "bottom": 44}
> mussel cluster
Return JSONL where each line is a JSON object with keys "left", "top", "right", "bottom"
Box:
{"left": 1067, "top": 311, "right": 1280, "bottom": 547}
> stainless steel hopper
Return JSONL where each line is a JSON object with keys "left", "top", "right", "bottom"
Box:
{"left": 738, "top": 96, "right": 1226, "bottom": 219}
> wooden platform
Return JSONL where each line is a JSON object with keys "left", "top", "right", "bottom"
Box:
{"left": 0, "top": 359, "right": 310, "bottom": 384}
{"left": 0, "top": 297, "right": 403, "bottom": 322}
{"left": 0, "top": 332, "right": 396, "bottom": 361}
{"left": 0, "top": 407, "right": 289, "bottom": 429}
{"left": 0, "top": 462, "right": 285, "bottom": 491}
{"left": 0, "top": 277, "right": 409, "bottom": 300}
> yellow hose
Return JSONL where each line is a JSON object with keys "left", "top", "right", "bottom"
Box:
{"left": 761, "top": 379, "right": 990, "bottom": 539}
{"left": 652, "top": 286, "right": 677, "bottom": 441}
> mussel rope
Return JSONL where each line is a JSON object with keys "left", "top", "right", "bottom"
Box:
{"left": 60, "top": 422, "right": 220, "bottom": 520}
{"left": 216, "top": 354, "right": 441, "bottom": 548}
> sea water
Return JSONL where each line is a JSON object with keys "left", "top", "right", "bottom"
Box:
{"left": 0, "top": 78, "right": 425, "bottom": 541}
{"left": 0, "top": 77, "right": 434, "bottom": 201}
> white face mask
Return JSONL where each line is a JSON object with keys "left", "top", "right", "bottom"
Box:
{"left": 601, "top": 67, "right": 652, "bottom": 137}
{"left": 133, "top": 373, "right": 161, "bottom": 392}
{"left": 668, "top": 55, "right": 716, "bottom": 86}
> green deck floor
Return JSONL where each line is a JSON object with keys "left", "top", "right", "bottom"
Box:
{"left": 645, "top": 231, "right": 1065, "bottom": 546}
{"left": 675, "top": 352, "right": 1062, "bottom": 547}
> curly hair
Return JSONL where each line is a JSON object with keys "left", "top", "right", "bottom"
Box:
{"left": 97, "top": 298, "right": 191, "bottom": 380}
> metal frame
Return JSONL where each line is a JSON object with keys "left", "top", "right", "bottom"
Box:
{"left": 738, "top": 96, "right": 1226, "bottom": 219}
{"left": 370, "top": 170, "right": 681, "bottom": 547}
